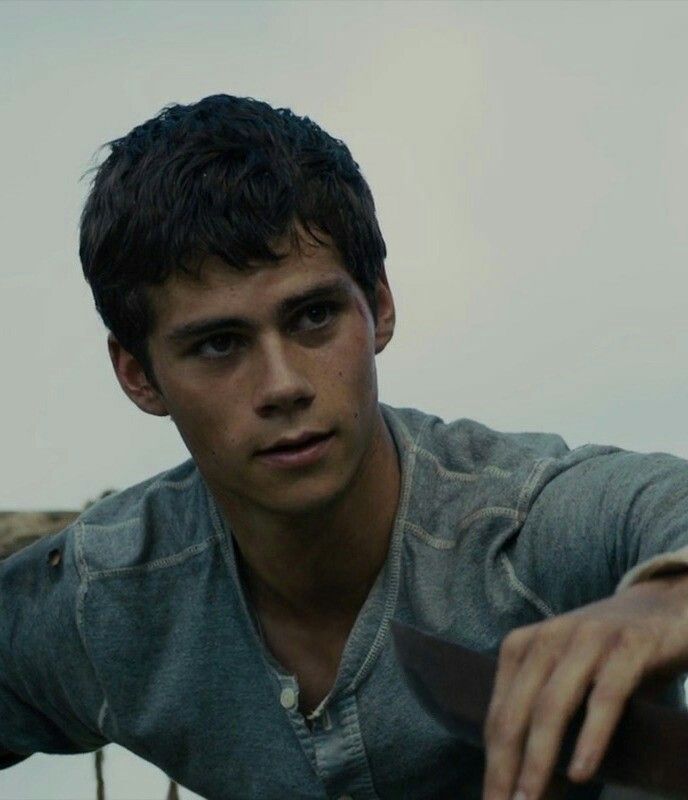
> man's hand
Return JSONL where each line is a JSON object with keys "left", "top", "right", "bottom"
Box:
{"left": 482, "top": 571, "right": 688, "bottom": 800}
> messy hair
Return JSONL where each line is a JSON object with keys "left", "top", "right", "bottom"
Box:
{"left": 79, "top": 94, "right": 387, "bottom": 378}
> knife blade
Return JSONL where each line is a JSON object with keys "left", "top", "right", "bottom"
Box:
{"left": 391, "top": 619, "right": 688, "bottom": 798}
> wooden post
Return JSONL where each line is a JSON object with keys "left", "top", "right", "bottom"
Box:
{"left": 166, "top": 780, "right": 180, "bottom": 800}
{"left": 0, "top": 511, "right": 79, "bottom": 559}
{"left": 95, "top": 749, "right": 105, "bottom": 800}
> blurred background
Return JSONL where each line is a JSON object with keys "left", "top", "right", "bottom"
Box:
{"left": 2, "top": 0, "right": 688, "bottom": 797}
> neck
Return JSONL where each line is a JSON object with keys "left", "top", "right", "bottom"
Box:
{"left": 219, "top": 409, "right": 401, "bottom": 627}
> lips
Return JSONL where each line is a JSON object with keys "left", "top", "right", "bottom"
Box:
{"left": 258, "top": 431, "right": 332, "bottom": 455}
{"left": 255, "top": 431, "right": 335, "bottom": 469}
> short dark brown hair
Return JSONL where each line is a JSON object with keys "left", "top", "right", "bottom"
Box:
{"left": 79, "top": 94, "right": 387, "bottom": 378}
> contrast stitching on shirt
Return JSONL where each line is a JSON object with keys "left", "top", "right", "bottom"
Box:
{"left": 132, "top": 470, "right": 198, "bottom": 498}
{"left": 517, "top": 457, "right": 553, "bottom": 512}
{"left": 80, "top": 518, "right": 140, "bottom": 533}
{"left": 413, "top": 445, "right": 479, "bottom": 481}
{"left": 74, "top": 527, "right": 112, "bottom": 739}
{"left": 151, "top": 472, "right": 198, "bottom": 491}
{"left": 306, "top": 691, "right": 333, "bottom": 722}
{"left": 97, "top": 698, "right": 109, "bottom": 734}
{"left": 75, "top": 553, "right": 89, "bottom": 636}
{"left": 75, "top": 522, "right": 90, "bottom": 581}
{"left": 203, "top": 484, "right": 280, "bottom": 671}
{"left": 203, "top": 479, "right": 227, "bottom": 548}
{"left": 85, "top": 536, "right": 217, "bottom": 579}
{"left": 405, "top": 521, "right": 457, "bottom": 549}
{"left": 209, "top": 498, "right": 227, "bottom": 546}
{"left": 206, "top": 484, "right": 235, "bottom": 575}
{"left": 385, "top": 407, "right": 414, "bottom": 444}
{"left": 339, "top": 696, "right": 381, "bottom": 799}
{"left": 500, "top": 552, "right": 555, "bottom": 618}
{"left": 75, "top": 578, "right": 112, "bottom": 732}
{"left": 406, "top": 508, "right": 524, "bottom": 549}
{"left": 349, "top": 413, "right": 431, "bottom": 691}
{"left": 483, "top": 465, "right": 512, "bottom": 479}
{"left": 457, "top": 506, "right": 525, "bottom": 533}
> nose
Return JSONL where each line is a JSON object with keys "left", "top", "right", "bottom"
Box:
{"left": 252, "top": 335, "right": 315, "bottom": 417}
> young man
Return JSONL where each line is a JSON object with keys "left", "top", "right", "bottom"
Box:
{"left": 3, "top": 94, "right": 688, "bottom": 800}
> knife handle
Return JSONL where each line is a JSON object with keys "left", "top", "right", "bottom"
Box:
{"left": 391, "top": 621, "right": 688, "bottom": 798}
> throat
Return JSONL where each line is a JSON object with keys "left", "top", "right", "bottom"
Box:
{"left": 256, "top": 609, "right": 351, "bottom": 717}
{"left": 226, "top": 408, "right": 402, "bottom": 621}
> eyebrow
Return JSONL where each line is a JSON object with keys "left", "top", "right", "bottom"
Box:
{"left": 165, "top": 277, "right": 352, "bottom": 343}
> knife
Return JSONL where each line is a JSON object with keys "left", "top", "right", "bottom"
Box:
{"left": 391, "top": 619, "right": 688, "bottom": 798}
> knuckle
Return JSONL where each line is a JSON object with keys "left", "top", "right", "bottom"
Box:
{"left": 533, "top": 688, "right": 562, "bottom": 720}
{"left": 592, "top": 680, "right": 625, "bottom": 708}
{"left": 575, "top": 618, "right": 607, "bottom": 642}
{"left": 500, "top": 622, "right": 552, "bottom": 661}
{"left": 615, "top": 625, "right": 645, "bottom": 651}
{"left": 534, "top": 622, "right": 568, "bottom": 654}
{"left": 500, "top": 628, "right": 527, "bottom": 660}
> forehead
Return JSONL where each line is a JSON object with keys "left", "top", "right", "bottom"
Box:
{"left": 148, "top": 236, "right": 356, "bottom": 334}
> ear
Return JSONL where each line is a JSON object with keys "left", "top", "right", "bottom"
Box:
{"left": 374, "top": 266, "right": 395, "bottom": 355}
{"left": 107, "top": 334, "right": 169, "bottom": 417}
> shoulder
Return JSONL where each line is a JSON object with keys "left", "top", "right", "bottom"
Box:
{"left": 1, "top": 519, "right": 79, "bottom": 649}
{"left": 0, "top": 523, "right": 110, "bottom": 754}
{"left": 0, "top": 458, "right": 206, "bottom": 600}
{"left": 1, "top": 460, "right": 215, "bottom": 636}
{"left": 381, "top": 403, "right": 572, "bottom": 477}
{"left": 381, "top": 403, "right": 591, "bottom": 560}
{"left": 381, "top": 403, "right": 628, "bottom": 555}
{"left": 78, "top": 458, "right": 200, "bottom": 528}
{"left": 10, "top": 460, "right": 214, "bottom": 587}
{"left": 72, "top": 459, "right": 216, "bottom": 574}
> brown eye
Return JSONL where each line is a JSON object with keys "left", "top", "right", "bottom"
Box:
{"left": 296, "top": 302, "right": 337, "bottom": 332}
{"left": 196, "top": 333, "right": 240, "bottom": 358}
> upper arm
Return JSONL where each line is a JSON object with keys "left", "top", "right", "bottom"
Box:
{"left": 507, "top": 448, "right": 688, "bottom": 614}
{"left": 0, "top": 526, "right": 107, "bottom": 764}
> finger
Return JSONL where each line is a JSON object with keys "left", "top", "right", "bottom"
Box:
{"left": 567, "top": 634, "right": 649, "bottom": 783}
{"left": 482, "top": 627, "right": 537, "bottom": 800}
{"left": 483, "top": 627, "right": 564, "bottom": 800}
{"left": 488, "top": 626, "right": 534, "bottom": 719}
{"left": 511, "top": 628, "right": 608, "bottom": 800}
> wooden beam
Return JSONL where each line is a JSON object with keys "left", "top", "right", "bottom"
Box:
{"left": 0, "top": 511, "right": 80, "bottom": 559}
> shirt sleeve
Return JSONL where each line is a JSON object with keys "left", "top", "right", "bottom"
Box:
{"left": 508, "top": 446, "right": 688, "bottom": 615}
{"left": 0, "top": 524, "right": 108, "bottom": 765}
{"left": 615, "top": 543, "right": 688, "bottom": 592}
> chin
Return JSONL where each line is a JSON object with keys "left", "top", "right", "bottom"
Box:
{"left": 256, "top": 466, "right": 356, "bottom": 516}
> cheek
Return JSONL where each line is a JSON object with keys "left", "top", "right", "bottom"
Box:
{"left": 162, "top": 382, "right": 245, "bottom": 464}
{"left": 325, "top": 322, "right": 378, "bottom": 408}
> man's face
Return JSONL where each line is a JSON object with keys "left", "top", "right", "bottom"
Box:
{"left": 119, "top": 236, "right": 395, "bottom": 517}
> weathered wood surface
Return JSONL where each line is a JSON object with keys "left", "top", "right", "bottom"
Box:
{"left": 0, "top": 510, "right": 79, "bottom": 559}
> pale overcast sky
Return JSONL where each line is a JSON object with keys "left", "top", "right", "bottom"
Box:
{"left": 2, "top": 1, "right": 688, "bottom": 797}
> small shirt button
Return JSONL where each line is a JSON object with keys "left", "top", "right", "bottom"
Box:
{"left": 279, "top": 687, "right": 297, "bottom": 709}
